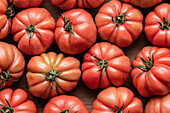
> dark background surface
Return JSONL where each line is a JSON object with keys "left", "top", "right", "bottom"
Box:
{"left": 1, "top": 0, "right": 169, "bottom": 112}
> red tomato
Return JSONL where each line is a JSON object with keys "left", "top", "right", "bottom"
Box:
{"left": 0, "top": 42, "right": 25, "bottom": 89}
{"left": 0, "top": 88, "right": 37, "bottom": 113}
{"left": 95, "top": 0, "right": 143, "bottom": 47}
{"left": 145, "top": 3, "right": 170, "bottom": 48}
{"left": 91, "top": 87, "right": 143, "bottom": 113}
{"left": 26, "top": 52, "right": 81, "bottom": 98}
{"left": 145, "top": 94, "right": 170, "bottom": 113}
{"left": 131, "top": 46, "right": 170, "bottom": 97}
{"left": 81, "top": 42, "right": 131, "bottom": 89}
{"left": 43, "top": 95, "right": 88, "bottom": 113}
{"left": 50, "top": 0, "right": 104, "bottom": 10}
{"left": 0, "top": 0, "right": 14, "bottom": 39}
{"left": 8, "top": 0, "right": 44, "bottom": 8}
{"left": 11, "top": 8, "right": 55, "bottom": 55}
{"left": 123, "top": 0, "right": 162, "bottom": 8}
{"left": 55, "top": 9, "right": 97, "bottom": 54}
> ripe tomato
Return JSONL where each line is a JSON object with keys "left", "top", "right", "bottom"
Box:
{"left": 145, "top": 94, "right": 170, "bottom": 113}
{"left": 95, "top": 0, "right": 143, "bottom": 47}
{"left": 43, "top": 95, "right": 88, "bottom": 113}
{"left": 131, "top": 46, "right": 170, "bottom": 97}
{"left": 11, "top": 8, "right": 55, "bottom": 55}
{"left": 55, "top": 9, "right": 97, "bottom": 55}
{"left": 145, "top": 3, "right": 170, "bottom": 48}
{"left": 0, "top": 0, "right": 14, "bottom": 39}
{"left": 50, "top": 0, "right": 104, "bottom": 10}
{"left": 0, "top": 42, "right": 25, "bottom": 89}
{"left": 123, "top": 0, "right": 162, "bottom": 8}
{"left": 91, "top": 87, "right": 143, "bottom": 113}
{"left": 81, "top": 42, "right": 131, "bottom": 89}
{"left": 8, "top": 0, "right": 44, "bottom": 8}
{"left": 0, "top": 88, "right": 37, "bottom": 113}
{"left": 26, "top": 52, "right": 81, "bottom": 98}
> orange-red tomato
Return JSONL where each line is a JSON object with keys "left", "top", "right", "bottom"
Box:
{"left": 55, "top": 9, "right": 97, "bottom": 54}
{"left": 0, "top": 42, "right": 25, "bottom": 89}
{"left": 26, "top": 52, "right": 81, "bottom": 98}
{"left": 95, "top": 0, "right": 143, "bottom": 47}
{"left": 81, "top": 42, "right": 131, "bottom": 89}
{"left": 123, "top": 0, "right": 162, "bottom": 8}
{"left": 91, "top": 87, "right": 143, "bottom": 113}
{"left": 145, "top": 3, "right": 170, "bottom": 48}
{"left": 131, "top": 46, "right": 170, "bottom": 97}
{"left": 11, "top": 8, "right": 55, "bottom": 55}
{"left": 43, "top": 95, "right": 88, "bottom": 113}
{"left": 0, "top": 88, "right": 37, "bottom": 113}
{"left": 145, "top": 94, "right": 170, "bottom": 113}
{"left": 51, "top": 0, "right": 104, "bottom": 10}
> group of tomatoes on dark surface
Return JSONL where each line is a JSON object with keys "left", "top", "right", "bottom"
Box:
{"left": 0, "top": 0, "right": 169, "bottom": 113}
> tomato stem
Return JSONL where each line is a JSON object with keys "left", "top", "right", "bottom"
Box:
{"left": 0, "top": 97, "right": 13, "bottom": 113}
{"left": 5, "top": 2, "right": 15, "bottom": 18}
{"left": 108, "top": 104, "right": 129, "bottom": 113}
{"left": 60, "top": 107, "right": 79, "bottom": 113}
{"left": 157, "top": 17, "right": 170, "bottom": 30}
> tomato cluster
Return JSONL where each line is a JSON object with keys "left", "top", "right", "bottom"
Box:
{"left": 0, "top": 0, "right": 169, "bottom": 113}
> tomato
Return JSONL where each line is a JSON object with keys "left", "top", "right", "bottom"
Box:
{"left": 95, "top": 0, "right": 143, "bottom": 47}
{"left": 43, "top": 95, "right": 88, "bottom": 113}
{"left": 26, "top": 52, "right": 81, "bottom": 98}
{"left": 91, "top": 87, "right": 143, "bottom": 113}
{"left": 0, "top": 42, "right": 25, "bottom": 89}
{"left": 81, "top": 42, "right": 131, "bottom": 89}
{"left": 50, "top": 0, "right": 104, "bottom": 10}
{"left": 8, "top": 0, "right": 44, "bottom": 8}
{"left": 123, "top": 0, "right": 162, "bottom": 8}
{"left": 0, "top": 0, "right": 14, "bottom": 39}
{"left": 11, "top": 8, "right": 55, "bottom": 55}
{"left": 145, "top": 94, "right": 170, "bottom": 113}
{"left": 55, "top": 9, "right": 97, "bottom": 55}
{"left": 0, "top": 88, "right": 37, "bottom": 113}
{"left": 131, "top": 46, "right": 170, "bottom": 97}
{"left": 144, "top": 3, "right": 170, "bottom": 48}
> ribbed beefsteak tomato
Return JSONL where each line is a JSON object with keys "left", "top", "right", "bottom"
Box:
{"left": 145, "top": 94, "right": 170, "bottom": 113}
{"left": 43, "top": 95, "right": 88, "bottom": 113}
{"left": 95, "top": 0, "right": 143, "bottom": 47}
{"left": 81, "top": 42, "right": 131, "bottom": 89}
{"left": 131, "top": 46, "right": 170, "bottom": 97}
{"left": 55, "top": 9, "right": 97, "bottom": 55}
{"left": 145, "top": 3, "right": 170, "bottom": 48}
{"left": 91, "top": 87, "right": 143, "bottom": 113}
{"left": 11, "top": 8, "right": 55, "bottom": 55}
{"left": 51, "top": 0, "right": 104, "bottom": 10}
{"left": 0, "top": 42, "right": 25, "bottom": 89}
{"left": 26, "top": 52, "right": 81, "bottom": 98}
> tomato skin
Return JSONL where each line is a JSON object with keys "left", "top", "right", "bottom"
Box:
{"left": 11, "top": 8, "right": 55, "bottom": 55}
{"left": 50, "top": 0, "right": 104, "bottom": 10}
{"left": 0, "top": 88, "right": 37, "bottom": 113}
{"left": 43, "top": 95, "right": 88, "bottom": 113}
{"left": 26, "top": 52, "right": 81, "bottom": 98}
{"left": 91, "top": 87, "right": 143, "bottom": 113}
{"left": 145, "top": 94, "right": 170, "bottom": 113}
{"left": 81, "top": 42, "right": 131, "bottom": 89}
{"left": 0, "top": 42, "right": 25, "bottom": 89}
{"left": 0, "top": 0, "right": 11, "bottom": 39}
{"left": 144, "top": 3, "right": 170, "bottom": 48}
{"left": 123, "top": 0, "right": 162, "bottom": 8}
{"left": 55, "top": 9, "right": 97, "bottom": 55}
{"left": 131, "top": 46, "right": 170, "bottom": 97}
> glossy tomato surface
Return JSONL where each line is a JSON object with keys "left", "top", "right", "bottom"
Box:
{"left": 0, "top": 88, "right": 37, "bottom": 113}
{"left": 43, "top": 95, "right": 88, "bottom": 113}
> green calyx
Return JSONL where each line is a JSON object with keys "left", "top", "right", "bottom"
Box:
{"left": 91, "top": 54, "right": 108, "bottom": 77}
{"left": 61, "top": 14, "right": 74, "bottom": 35}
{"left": 5, "top": 2, "right": 15, "bottom": 18}
{"left": 157, "top": 17, "right": 170, "bottom": 30}
{"left": 60, "top": 108, "right": 79, "bottom": 113}
{"left": 0, "top": 70, "right": 18, "bottom": 89}
{"left": 112, "top": 6, "right": 132, "bottom": 26}
{"left": 42, "top": 69, "right": 62, "bottom": 89}
{"left": 0, "top": 97, "right": 13, "bottom": 113}
{"left": 108, "top": 104, "right": 129, "bottom": 113}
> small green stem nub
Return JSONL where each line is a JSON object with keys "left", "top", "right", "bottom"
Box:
{"left": 157, "top": 17, "right": 170, "bottom": 30}
{"left": 108, "top": 104, "right": 129, "bottom": 113}
{"left": 60, "top": 107, "right": 79, "bottom": 113}
{"left": 0, "top": 97, "right": 13, "bottom": 113}
{"left": 5, "top": 2, "right": 15, "bottom": 18}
